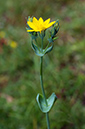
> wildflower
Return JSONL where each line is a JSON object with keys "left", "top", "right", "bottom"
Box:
{"left": 10, "top": 41, "right": 17, "bottom": 48}
{"left": 27, "top": 17, "right": 56, "bottom": 33}
{"left": 0, "top": 31, "right": 5, "bottom": 38}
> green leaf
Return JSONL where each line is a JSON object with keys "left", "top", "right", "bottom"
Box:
{"left": 36, "top": 93, "right": 57, "bottom": 113}
{"left": 48, "top": 37, "right": 53, "bottom": 43}
{"left": 31, "top": 42, "right": 54, "bottom": 56}
{"left": 45, "top": 44, "right": 53, "bottom": 54}
{"left": 53, "top": 36, "right": 59, "bottom": 41}
{"left": 31, "top": 42, "right": 44, "bottom": 56}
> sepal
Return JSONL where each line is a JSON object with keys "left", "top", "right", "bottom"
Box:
{"left": 53, "top": 36, "right": 59, "bottom": 41}
{"left": 31, "top": 32, "right": 37, "bottom": 40}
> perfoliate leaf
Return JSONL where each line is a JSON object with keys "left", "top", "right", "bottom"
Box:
{"left": 36, "top": 93, "right": 57, "bottom": 113}
{"left": 31, "top": 42, "right": 45, "bottom": 56}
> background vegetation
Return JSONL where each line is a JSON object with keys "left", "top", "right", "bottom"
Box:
{"left": 0, "top": 0, "right": 85, "bottom": 129}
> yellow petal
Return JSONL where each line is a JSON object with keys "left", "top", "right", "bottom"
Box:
{"left": 27, "top": 29, "right": 34, "bottom": 32}
{"left": 44, "top": 18, "right": 50, "bottom": 26}
{"left": 33, "top": 17, "right": 41, "bottom": 30}
{"left": 33, "top": 17, "right": 38, "bottom": 24}
{"left": 46, "top": 21, "right": 56, "bottom": 28}
{"left": 27, "top": 21, "right": 37, "bottom": 30}
{"left": 39, "top": 17, "right": 44, "bottom": 24}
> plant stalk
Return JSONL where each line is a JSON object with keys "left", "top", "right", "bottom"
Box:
{"left": 40, "top": 56, "right": 50, "bottom": 129}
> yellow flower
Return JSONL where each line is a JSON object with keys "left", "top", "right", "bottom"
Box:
{"left": 27, "top": 17, "right": 56, "bottom": 33}
{"left": 10, "top": 41, "right": 17, "bottom": 48}
{"left": 0, "top": 31, "right": 5, "bottom": 38}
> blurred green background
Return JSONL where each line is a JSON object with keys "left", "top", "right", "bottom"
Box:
{"left": 0, "top": 0, "right": 85, "bottom": 129}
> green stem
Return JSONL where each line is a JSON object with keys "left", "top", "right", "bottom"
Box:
{"left": 40, "top": 56, "right": 50, "bottom": 129}
{"left": 40, "top": 56, "right": 47, "bottom": 105}
{"left": 46, "top": 113, "right": 50, "bottom": 129}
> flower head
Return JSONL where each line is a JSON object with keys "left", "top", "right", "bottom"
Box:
{"left": 0, "top": 31, "right": 5, "bottom": 38}
{"left": 27, "top": 17, "right": 56, "bottom": 33}
{"left": 10, "top": 41, "right": 17, "bottom": 48}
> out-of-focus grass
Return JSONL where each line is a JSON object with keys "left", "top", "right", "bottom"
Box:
{"left": 0, "top": 0, "right": 85, "bottom": 129}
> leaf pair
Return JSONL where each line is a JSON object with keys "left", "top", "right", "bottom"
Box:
{"left": 36, "top": 93, "right": 57, "bottom": 113}
{"left": 32, "top": 42, "right": 53, "bottom": 56}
